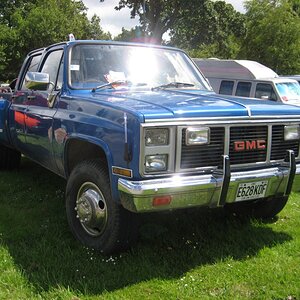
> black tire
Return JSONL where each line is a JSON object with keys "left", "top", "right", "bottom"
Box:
{"left": 0, "top": 144, "right": 21, "bottom": 170}
{"left": 66, "top": 159, "right": 138, "bottom": 254}
{"left": 225, "top": 196, "right": 289, "bottom": 219}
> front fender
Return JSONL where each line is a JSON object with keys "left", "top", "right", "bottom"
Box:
{"left": 63, "top": 134, "right": 122, "bottom": 202}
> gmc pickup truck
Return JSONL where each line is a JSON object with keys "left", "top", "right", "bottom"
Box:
{"left": 1, "top": 40, "right": 300, "bottom": 253}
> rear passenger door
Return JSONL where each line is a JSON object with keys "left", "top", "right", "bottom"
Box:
{"left": 24, "top": 47, "right": 64, "bottom": 171}
{"left": 10, "top": 52, "right": 43, "bottom": 153}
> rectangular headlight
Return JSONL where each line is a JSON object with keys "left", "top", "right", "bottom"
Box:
{"left": 145, "top": 154, "right": 168, "bottom": 172}
{"left": 186, "top": 127, "right": 210, "bottom": 145}
{"left": 284, "top": 125, "right": 300, "bottom": 141}
{"left": 145, "top": 128, "right": 169, "bottom": 146}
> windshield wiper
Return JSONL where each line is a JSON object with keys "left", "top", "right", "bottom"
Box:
{"left": 151, "top": 82, "right": 195, "bottom": 91}
{"left": 92, "top": 80, "right": 126, "bottom": 92}
{"left": 92, "top": 80, "right": 147, "bottom": 92}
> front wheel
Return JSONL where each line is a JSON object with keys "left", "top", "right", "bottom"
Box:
{"left": 225, "top": 196, "right": 289, "bottom": 219}
{"left": 66, "top": 160, "right": 138, "bottom": 254}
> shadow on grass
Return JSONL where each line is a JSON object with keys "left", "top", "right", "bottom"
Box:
{"left": 0, "top": 158, "right": 292, "bottom": 295}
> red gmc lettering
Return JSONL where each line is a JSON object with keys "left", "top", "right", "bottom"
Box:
{"left": 246, "top": 140, "right": 256, "bottom": 150}
{"left": 234, "top": 141, "right": 245, "bottom": 151}
{"left": 257, "top": 140, "right": 266, "bottom": 149}
{"left": 234, "top": 140, "right": 266, "bottom": 151}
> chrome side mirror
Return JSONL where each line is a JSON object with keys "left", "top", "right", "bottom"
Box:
{"left": 25, "top": 72, "right": 50, "bottom": 90}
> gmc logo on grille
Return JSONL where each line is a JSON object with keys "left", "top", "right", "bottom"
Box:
{"left": 234, "top": 140, "right": 266, "bottom": 151}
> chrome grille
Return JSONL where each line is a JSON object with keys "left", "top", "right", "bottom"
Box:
{"left": 179, "top": 124, "right": 300, "bottom": 170}
{"left": 271, "top": 125, "right": 299, "bottom": 160}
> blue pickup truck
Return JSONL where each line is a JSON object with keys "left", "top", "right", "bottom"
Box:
{"left": 1, "top": 40, "right": 300, "bottom": 253}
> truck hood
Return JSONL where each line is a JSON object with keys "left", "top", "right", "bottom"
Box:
{"left": 79, "top": 89, "right": 300, "bottom": 121}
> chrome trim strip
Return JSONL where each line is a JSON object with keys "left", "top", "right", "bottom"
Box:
{"left": 224, "top": 126, "right": 230, "bottom": 156}
{"left": 143, "top": 117, "right": 300, "bottom": 125}
{"left": 175, "top": 126, "right": 183, "bottom": 173}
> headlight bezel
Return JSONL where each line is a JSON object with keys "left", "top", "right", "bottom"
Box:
{"left": 145, "top": 154, "right": 168, "bottom": 173}
{"left": 185, "top": 126, "right": 210, "bottom": 145}
{"left": 141, "top": 125, "right": 176, "bottom": 175}
{"left": 145, "top": 128, "right": 170, "bottom": 146}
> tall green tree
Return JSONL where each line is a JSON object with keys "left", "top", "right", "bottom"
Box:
{"left": 0, "top": 0, "right": 110, "bottom": 81}
{"left": 241, "top": 0, "right": 300, "bottom": 74}
{"left": 0, "top": 0, "right": 38, "bottom": 26}
{"left": 112, "top": 0, "right": 190, "bottom": 43}
{"left": 89, "top": 14, "right": 112, "bottom": 40}
{"left": 170, "top": 0, "right": 245, "bottom": 58}
{"left": 108, "top": 0, "right": 244, "bottom": 53}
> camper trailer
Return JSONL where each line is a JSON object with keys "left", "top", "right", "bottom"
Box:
{"left": 193, "top": 59, "right": 300, "bottom": 106}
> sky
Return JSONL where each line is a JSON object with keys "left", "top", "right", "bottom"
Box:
{"left": 82, "top": 0, "right": 245, "bottom": 37}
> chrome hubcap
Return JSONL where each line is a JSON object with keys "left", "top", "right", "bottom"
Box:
{"left": 75, "top": 182, "right": 107, "bottom": 236}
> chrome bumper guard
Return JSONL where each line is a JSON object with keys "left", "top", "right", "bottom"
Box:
{"left": 118, "top": 150, "right": 300, "bottom": 213}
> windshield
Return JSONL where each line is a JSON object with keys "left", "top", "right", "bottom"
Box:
{"left": 276, "top": 82, "right": 300, "bottom": 102}
{"left": 69, "top": 44, "right": 211, "bottom": 90}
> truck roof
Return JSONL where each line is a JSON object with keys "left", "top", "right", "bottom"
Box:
{"left": 193, "top": 59, "right": 278, "bottom": 80}
{"left": 41, "top": 39, "right": 182, "bottom": 53}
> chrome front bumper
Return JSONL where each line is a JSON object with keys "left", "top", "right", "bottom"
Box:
{"left": 118, "top": 152, "right": 300, "bottom": 213}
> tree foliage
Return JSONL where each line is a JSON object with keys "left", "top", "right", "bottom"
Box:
{"left": 170, "top": 0, "right": 245, "bottom": 58}
{"left": 241, "top": 0, "right": 300, "bottom": 74}
{"left": 2, "top": 0, "right": 300, "bottom": 81}
{"left": 114, "top": 0, "right": 188, "bottom": 43}
{"left": 0, "top": 0, "right": 110, "bottom": 81}
{"left": 89, "top": 15, "right": 112, "bottom": 40}
{"left": 113, "top": 26, "right": 150, "bottom": 42}
{"left": 112, "top": 0, "right": 299, "bottom": 73}
{"left": 112, "top": 0, "right": 245, "bottom": 57}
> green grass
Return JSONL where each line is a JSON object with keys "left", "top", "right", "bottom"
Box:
{"left": 0, "top": 157, "right": 299, "bottom": 299}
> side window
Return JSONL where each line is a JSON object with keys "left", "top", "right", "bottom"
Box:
{"left": 255, "top": 83, "right": 277, "bottom": 101}
{"left": 235, "top": 82, "right": 251, "bottom": 97}
{"left": 219, "top": 80, "right": 234, "bottom": 95}
{"left": 40, "top": 50, "right": 64, "bottom": 91}
{"left": 21, "top": 54, "right": 42, "bottom": 90}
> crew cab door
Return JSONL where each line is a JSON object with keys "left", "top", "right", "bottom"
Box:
{"left": 10, "top": 52, "right": 43, "bottom": 153}
{"left": 24, "top": 48, "right": 64, "bottom": 171}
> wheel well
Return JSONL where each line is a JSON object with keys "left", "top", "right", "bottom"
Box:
{"left": 65, "top": 139, "right": 108, "bottom": 177}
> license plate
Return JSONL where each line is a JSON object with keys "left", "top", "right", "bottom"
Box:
{"left": 235, "top": 181, "right": 268, "bottom": 201}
